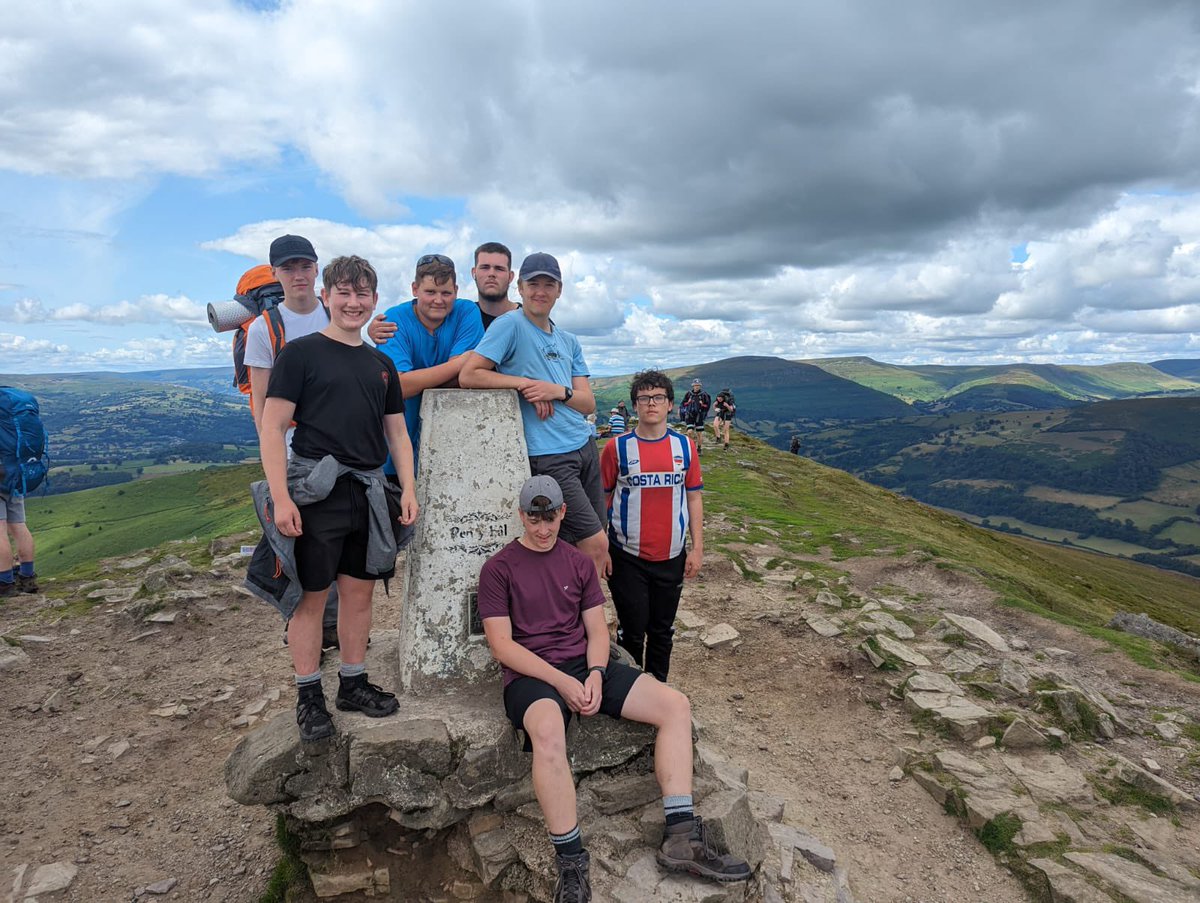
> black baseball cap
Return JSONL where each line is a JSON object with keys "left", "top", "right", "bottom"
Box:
{"left": 269, "top": 234, "right": 318, "bottom": 267}
{"left": 519, "top": 252, "right": 562, "bottom": 282}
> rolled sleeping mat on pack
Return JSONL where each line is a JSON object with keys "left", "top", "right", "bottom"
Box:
{"left": 208, "top": 300, "right": 254, "bottom": 333}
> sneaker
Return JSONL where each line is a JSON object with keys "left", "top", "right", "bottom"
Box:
{"left": 657, "top": 816, "right": 752, "bottom": 883}
{"left": 296, "top": 686, "right": 335, "bottom": 742}
{"left": 16, "top": 572, "right": 38, "bottom": 594}
{"left": 335, "top": 674, "right": 399, "bottom": 717}
{"left": 553, "top": 850, "right": 591, "bottom": 903}
{"left": 0, "top": 581, "right": 15, "bottom": 598}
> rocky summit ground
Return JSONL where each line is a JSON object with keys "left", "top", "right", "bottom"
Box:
{"left": 2, "top": 520, "right": 1199, "bottom": 902}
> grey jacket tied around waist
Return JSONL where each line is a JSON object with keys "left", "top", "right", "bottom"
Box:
{"left": 243, "top": 453, "right": 408, "bottom": 620}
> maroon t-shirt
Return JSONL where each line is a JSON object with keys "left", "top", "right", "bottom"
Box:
{"left": 477, "top": 539, "right": 605, "bottom": 686}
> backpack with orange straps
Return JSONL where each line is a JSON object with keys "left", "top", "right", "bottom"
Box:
{"left": 231, "top": 265, "right": 287, "bottom": 414}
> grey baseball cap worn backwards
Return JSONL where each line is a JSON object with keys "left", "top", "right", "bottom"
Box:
{"left": 519, "top": 475, "right": 564, "bottom": 514}
{"left": 519, "top": 252, "right": 561, "bottom": 282}
{"left": 270, "top": 234, "right": 318, "bottom": 267}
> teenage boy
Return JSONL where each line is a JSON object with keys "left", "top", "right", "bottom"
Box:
{"left": 601, "top": 370, "right": 702, "bottom": 681}
{"left": 679, "top": 379, "right": 711, "bottom": 455}
{"left": 713, "top": 388, "right": 736, "bottom": 449}
{"left": 0, "top": 492, "right": 37, "bottom": 597}
{"left": 372, "top": 254, "right": 485, "bottom": 457}
{"left": 244, "top": 234, "right": 339, "bottom": 644}
{"left": 477, "top": 475, "right": 750, "bottom": 902}
{"left": 459, "top": 253, "right": 609, "bottom": 577}
{"left": 259, "top": 256, "right": 418, "bottom": 743}
{"left": 472, "top": 241, "right": 521, "bottom": 328}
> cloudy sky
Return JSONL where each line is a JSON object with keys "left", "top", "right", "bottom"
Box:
{"left": 2, "top": 0, "right": 1200, "bottom": 376}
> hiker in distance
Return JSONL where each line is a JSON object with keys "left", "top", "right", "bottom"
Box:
{"left": 257, "top": 256, "right": 418, "bottom": 742}
{"left": 459, "top": 252, "right": 610, "bottom": 578}
{"left": 477, "top": 474, "right": 751, "bottom": 902}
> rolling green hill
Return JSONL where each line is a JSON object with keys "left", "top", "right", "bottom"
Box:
{"left": 1150, "top": 358, "right": 1200, "bottom": 381}
{"left": 803, "top": 357, "right": 1198, "bottom": 409}
{"left": 592, "top": 356, "right": 913, "bottom": 432}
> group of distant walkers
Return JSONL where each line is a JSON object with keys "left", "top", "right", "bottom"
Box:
{"left": 236, "top": 235, "right": 750, "bottom": 899}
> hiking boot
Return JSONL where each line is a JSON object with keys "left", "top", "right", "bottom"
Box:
{"left": 296, "top": 686, "right": 335, "bottom": 743}
{"left": 657, "top": 816, "right": 752, "bottom": 883}
{"left": 0, "top": 581, "right": 15, "bottom": 598}
{"left": 16, "top": 572, "right": 38, "bottom": 594}
{"left": 335, "top": 674, "right": 399, "bottom": 717}
{"left": 553, "top": 850, "right": 591, "bottom": 903}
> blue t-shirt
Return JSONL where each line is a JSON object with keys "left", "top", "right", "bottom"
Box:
{"left": 473, "top": 310, "right": 592, "bottom": 456}
{"left": 376, "top": 298, "right": 484, "bottom": 468}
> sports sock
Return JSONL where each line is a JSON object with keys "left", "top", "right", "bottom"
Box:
{"left": 550, "top": 824, "right": 583, "bottom": 857}
{"left": 18, "top": 561, "right": 34, "bottom": 577}
{"left": 663, "top": 794, "right": 694, "bottom": 827}
{"left": 0, "top": 569, "right": 12, "bottom": 584}
{"left": 295, "top": 671, "right": 322, "bottom": 691}
{"left": 339, "top": 662, "right": 366, "bottom": 679}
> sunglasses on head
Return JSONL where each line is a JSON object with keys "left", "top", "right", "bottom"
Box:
{"left": 417, "top": 253, "right": 454, "bottom": 267}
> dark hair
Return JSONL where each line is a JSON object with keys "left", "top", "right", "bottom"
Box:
{"left": 415, "top": 260, "right": 456, "bottom": 287}
{"left": 629, "top": 369, "right": 674, "bottom": 404}
{"left": 474, "top": 242, "right": 512, "bottom": 267}
{"left": 322, "top": 255, "right": 377, "bottom": 293}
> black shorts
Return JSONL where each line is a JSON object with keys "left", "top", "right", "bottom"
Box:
{"left": 294, "top": 476, "right": 396, "bottom": 591}
{"left": 503, "top": 655, "right": 643, "bottom": 749}
{"left": 529, "top": 440, "right": 605, "bottom": 544}
{"left": 682, "top": 410, "right": 706, "bottom": 428}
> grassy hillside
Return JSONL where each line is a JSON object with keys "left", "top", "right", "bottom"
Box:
{"left": 25, "top": 463, "right": 260, "bottom": 578}
{"left": 1152, "top": 358, "right": 1200, "bottom": 380}
{"left": 592, "top": 356, "right": 913, "bottom": 430}
{"left": 803, "top": 357, "right": 1198, "bottom": 409}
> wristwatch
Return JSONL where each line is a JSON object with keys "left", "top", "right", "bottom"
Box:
{"left": 563, "top": 386, "right": 574, "bottom": 402}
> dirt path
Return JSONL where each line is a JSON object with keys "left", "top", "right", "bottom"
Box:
{"left": 7, "top": 534, "right": 1195, "bottom": 902}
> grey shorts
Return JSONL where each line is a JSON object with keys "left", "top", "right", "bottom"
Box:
{"left": 529, "top": 439, "right": 605, "bottom": 543}
{"left": 0, "top": 494, "right": 25, "bottom": 524}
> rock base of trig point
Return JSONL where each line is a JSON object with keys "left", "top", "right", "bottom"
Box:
{"left": 223, "top": 634, "right": 845, "bottom": 901}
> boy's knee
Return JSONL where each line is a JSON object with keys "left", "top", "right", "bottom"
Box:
{"left": 668, "top": 688, "right": 691, "bottom": 724}
{"left": 526, "top": 709, "right": 567, "bottom": 757}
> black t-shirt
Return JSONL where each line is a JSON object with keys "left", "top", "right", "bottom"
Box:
{"left": 267, "top": 333, "right": 405, "bottom": 469}
{"left": 477, "top": 301, "right": 522, "bottom": 330}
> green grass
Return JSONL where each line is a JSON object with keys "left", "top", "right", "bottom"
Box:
{"left": 700, "top": 436, "right": 1200, "bottom": 679}
{"left": 23, "top": 463, "right": 260, "bottom": 579}
{"left": 978, "top": 812, "right": 1023, "bottom": 854}
{"left": 1091, "top": 778, "right": 1176, "bottom": 816}
{"left": 259, "top": 814, "right": 308, "bottom": 903}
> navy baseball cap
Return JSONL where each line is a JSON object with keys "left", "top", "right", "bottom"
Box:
{"left": 269, "top": 234, "right": 318, "bottom": 267}
{"left": 519, "top": 252, "right": 562, "bottom": 282}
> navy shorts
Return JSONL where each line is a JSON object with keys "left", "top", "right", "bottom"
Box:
{"left": 504, "top": 654, "right": 643, "bottom": 750}
{"left": 529, "top": 440, "right": 605, "bottom": 544}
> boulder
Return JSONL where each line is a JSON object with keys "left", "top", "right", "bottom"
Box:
{"left": 1000, "top": 718, "right": 1047, "bottom": 750}
{"left": 941, "top": 613, "right": 1010, "bottom": 652}
{"left": 1065, "top": 851, "right": 1197, "bottom": 903}
{"left": 1028, "top": 858, "right": 1118, "bottom": 903}
{"left": 941, "top": 649, "right": 984, "bottom": 674}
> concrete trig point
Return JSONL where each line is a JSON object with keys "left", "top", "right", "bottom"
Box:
{"left": 398, "top": 388, "right": 530, "bottom": 692}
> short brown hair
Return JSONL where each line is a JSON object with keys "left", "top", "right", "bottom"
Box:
{"left": 322, "top": 255, "right": 378, "bottom": 293}
{"left": 474, "top": 241, "right": 512, "bottom": 267}
{"left": 415, "top": 256, "right": 456, "bottom": 287}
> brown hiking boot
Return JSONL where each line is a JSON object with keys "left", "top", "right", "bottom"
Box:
{"left": 657, "top": 816, "right": 751, "bottom": 882}
{"left": 16, "top": 572, "right": 38, "bottom": 594}
{"left": 553, "top": 850, "right": 591, "bottom": 902}
{"left": 0, "top": 581, "right": 14, "bottom": 598}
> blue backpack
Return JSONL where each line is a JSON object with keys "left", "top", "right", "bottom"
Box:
{"left": 0, "top": 387, "right": 49, "bottom": 496}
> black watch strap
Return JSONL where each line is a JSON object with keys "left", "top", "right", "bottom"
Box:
{"left": 564, "top": 385, "right": 574, "bottom": 402}
{"left": 588, "top": 665, "right": 606, "bottom": 676}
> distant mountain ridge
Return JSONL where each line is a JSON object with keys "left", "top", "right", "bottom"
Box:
{"left": 803, "top": 356, "right": 1199, "bottom": 411}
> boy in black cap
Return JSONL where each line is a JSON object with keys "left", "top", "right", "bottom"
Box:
{"left": 259, "top": 255, "right": 418, "bottom": 742}
{"left": 477, "top": 475, "right": 751, "bottom": 902}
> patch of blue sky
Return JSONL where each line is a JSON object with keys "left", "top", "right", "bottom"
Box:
{"left": 1010, "top": 243, "right": 1029, "bottom": 264}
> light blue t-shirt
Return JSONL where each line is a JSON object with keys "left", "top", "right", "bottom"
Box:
{"left": 377, "top": 298, "right": 485, "bottom": 469}
{"left": 473, "top": 310, "right": 592, "bottom": 456}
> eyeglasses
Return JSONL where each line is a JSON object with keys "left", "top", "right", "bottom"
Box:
{"left": 634, "top": 394, "right": 670, "bottom": 405}
{"left": 524, "top": 509, "right": 560, "bottom": 524}
{"left": 417, "top": 253, "right": 454, "bottom": 267}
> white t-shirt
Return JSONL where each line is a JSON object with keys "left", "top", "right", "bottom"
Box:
{"left": 244, "top": 302, "right": 329, "bottom": 451}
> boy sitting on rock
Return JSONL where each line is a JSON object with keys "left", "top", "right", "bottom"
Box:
{"left": 477, "top": 475, "right": 750, "bottom": 902}
{"left": 259, "top": 255, "right": 418, "bottom": 742}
